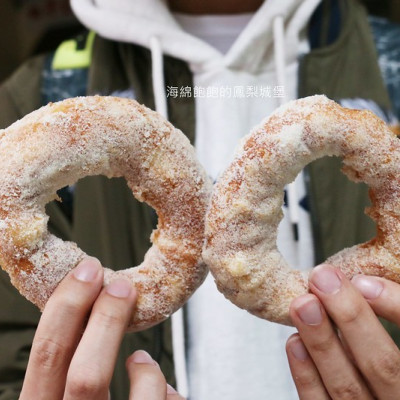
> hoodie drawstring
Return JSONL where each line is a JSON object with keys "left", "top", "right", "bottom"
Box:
{"left": 150, "top": 35, "right": 190, "bottom": 398}
{"left": 273, "top": 15, "right": 301, "bottom": 244}
{"left": 273, "top": 15, "right": 286, "bottom": 95}
{"left": 150, "top": 36, "right": 169, "bottom": 118}
{"left": 170, "top": 307, "right": 189, "bottom": 398}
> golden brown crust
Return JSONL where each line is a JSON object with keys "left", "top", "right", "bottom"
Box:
{"left": 0, "top": 96, "right": 212, "bottom": 332}
{"left": 203, "top": 95, "right": 400, "bottom": 325}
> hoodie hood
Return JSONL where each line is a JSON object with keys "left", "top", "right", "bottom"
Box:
{"left": 71, "top": 0, "right": 319, "bottom": 73}
{"left": 71, "top": 0, "right": 220, "bottom": 70}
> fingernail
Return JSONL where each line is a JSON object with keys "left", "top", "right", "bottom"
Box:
{"left": 296, "top": 297, "right": 323, "bottom": 325}
{"left": 167, "top": 384, "right": 178, "bottom": 394}
{"left": 131, "top": 350, "right": 157, "bottom": 365}
{"left": 352, "top": 275, "right": 384, "bottom": 299}
{"left": 289, "top": 336, "right": 309, "bottom": 361}
{"left": 73, "top": 258, "right": 101, "bottom": 282}
{"left": 311, "top": 265, "right": 342, "bottom": 294}
{"left": 106, "top": 279, "right": 132, "bottom": 298}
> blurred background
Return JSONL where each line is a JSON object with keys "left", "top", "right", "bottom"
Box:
{"left": 0, "top": 0, "right": 82, "bottom": 82}
{"left": 0, "top": 0, "right": 399, "bottom": 84}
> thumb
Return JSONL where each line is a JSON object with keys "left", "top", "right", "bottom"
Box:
{"left": 126, "top": 350, "right": 185, "bottom": 399}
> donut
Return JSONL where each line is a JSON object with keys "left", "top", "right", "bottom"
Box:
{"left": 203, "top": 95, "right": 400, "bottom": 326}
{"left": 0, "top": 96, "right": 212, "bottom": 331}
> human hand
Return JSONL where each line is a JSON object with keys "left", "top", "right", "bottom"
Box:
{"left": 19, "top": 257, "right": 184, "bottom": 400}
{"left": 286, "top": 264, "right": 400, "bottom": 400}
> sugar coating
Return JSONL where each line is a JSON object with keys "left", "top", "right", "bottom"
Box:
{"left": 203, "top": 95, "right": 400, "bottom": 325}
{"left": 0, "top": 96, "right": 212, "bottom": 332}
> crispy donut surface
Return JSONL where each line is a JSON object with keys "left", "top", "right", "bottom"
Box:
{"left": 0, "top": 96, "right": 212, "bottom": 331}
{"left": 203, "top": 95, "right": 400, "bottom": 325}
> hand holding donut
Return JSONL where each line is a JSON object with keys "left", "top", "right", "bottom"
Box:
{"left": 287, "top": 264, "right": 400, "bottom": 400}
{"left": 20, "top": 257, "right": 185, "bottom": 400}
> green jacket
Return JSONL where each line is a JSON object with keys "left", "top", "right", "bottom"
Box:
{"left": 0, "top": 1, "right": 396, "bottom": 399}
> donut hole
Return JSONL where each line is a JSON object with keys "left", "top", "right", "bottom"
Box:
{"left": 276, "top": 157, "right": 375, "bottom": 270}
{"left": 305, "top": 156, "right": 375, "bottom": 264}
{"left": 55, "top": 186, "right": 74, "bottom": 222}
{"left": 45, "top": 176, "right": 156, "bottom": 269}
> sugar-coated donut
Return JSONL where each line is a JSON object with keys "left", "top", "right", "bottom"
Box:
{"left": 203, "top": 95, "right": 400, "bottom": 325}
{"left": 0, "top": 96, "right": 212, "bottom": 332}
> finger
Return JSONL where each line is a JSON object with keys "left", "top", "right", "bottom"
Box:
{"left": 64, "top": 279, "right": 137, "bottom": 400}
{"left": 20, "top": 258, "right": 103, "bottom": 400}
{"left": 290, "top": 293, "right": 373, "bottom": 399}
{"left": 309, "top": 264, "right": 400, "bottom": 400}
{"left": 126, "top": 350, "right": 185, "bottom": 399}
{"left": 286, "top": 334, "right": 330, "bottom": 400}
{"left": 351, "top": 274, "right": 400, "bottom": 325}
{"left": 166, "top": 384, "right": 185, "bottom": 400}
{"left": 126, "top": 350, "right": 167, "bottom": 400}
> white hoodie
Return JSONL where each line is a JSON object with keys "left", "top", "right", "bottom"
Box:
{"left": 71, "top": 1, "right": 321, "bottom": 399}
